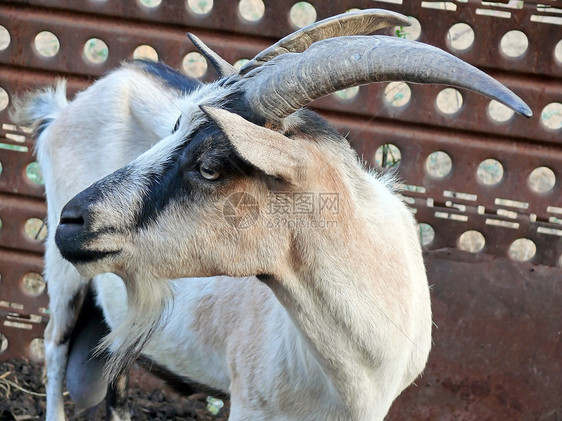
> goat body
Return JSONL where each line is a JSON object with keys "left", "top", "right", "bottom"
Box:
{"left": 16, "top": 60, "right": 430, "bottom": 420}
{"left": 13, "top": 9, "right": 531, "bottom": 421}
{"left": 13, "top": 61, "right": 201, "bottom": 419}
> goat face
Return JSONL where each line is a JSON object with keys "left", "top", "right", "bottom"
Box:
{"left": 54, "top": 95, "right": 343, "bottom": 282}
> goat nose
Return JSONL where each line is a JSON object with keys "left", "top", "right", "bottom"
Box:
{"left": 60, "top": 201, "right": 86, "bottom": 227}
{"left": 56, "top": 193, "right": 97, "bottom": 264}
{"left": 59, "top": 190, "right": 94, "bottom": 228}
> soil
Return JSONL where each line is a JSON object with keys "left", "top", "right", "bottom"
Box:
{"left": 0, "top": 359, "right": 230, "bottom": 420}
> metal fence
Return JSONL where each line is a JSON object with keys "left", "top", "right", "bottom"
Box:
{"left": 0, "top": 0, "right": 560, "bottom": 418}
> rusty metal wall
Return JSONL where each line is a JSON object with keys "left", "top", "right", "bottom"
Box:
{"left": 0, "top": 0, "right": 560, "bottom": 418}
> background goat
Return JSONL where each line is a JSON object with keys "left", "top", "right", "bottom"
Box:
{"left": 13, "top": 60, "right": 202, "bottom": 419}
{"left": 12, "top": 9, "right": 531, "bottom": 421}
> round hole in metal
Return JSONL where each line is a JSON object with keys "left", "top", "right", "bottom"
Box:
{"left": 418, "top": 223, "right": 435, "bottom": 246}
{"left": 182, "top": 51, "right": 208, "bottom": 78}
{"left": 384, "top": 82, "right": 411, "bottom": 108}
{"left": 0, "top": 86, "right": 8, "bottom": 112}
{"left": 541, "top": 102, "right": 562, "bottom": 131}
{"left": 508, "top": 238, "right": 536, "bottom": 262}
{"left": 239, "top": 0, "right": 265, "bottom": 22}
{"left": 0, "top": 25, "right": 10, "bottom": 51}
{"left": 374, "top": 143, "right": 401, "bottom": 169}
{"left": 488, "top": 100, "right": 515, "bottom": 123}
{"left": 500, "top": 30, "right": 528, "bottom": 59}
{"left": 133, "top": 45, "right": 158, "bottom": 61}
{"left": 477, "top": 159, "right": 504, "bottom": 186}
{"left": 24, "top": 218, "right": 47, "bottom": 242}
{"left": 436, "top": 88, "right": 463, "bottom": 115}
{"left": 395, "top": 16, "right": 421, "bottom": 41}
{"left": 22, "top": 272, "right": 46, "bottom": 297}
{"left": 458, "top": 230, "right": 485, "bottom": 253}
{"left": 289, "top": 2, "right": 316, "bottom": 29}
{"left": 26, "top": 162, "right": 44, "bottom": 185}
{"left": 188, "top": 0, "right": 213, "bottom": 15}
{"left": 34, "top": 31, "right": 60, "bottom": 58}
{"left": 334, "top": 86, "right": 360, "bottom": 101}
{"left": 447, "top": 23, "right": 474, "bottom": 52}
{"left": 233, "top": 59, "right": 249, "bottom": 71}
{"left": 528, "top": 166, "right": 556, "bottom": 194}
{"left": 426, "top": 151, "right": 452, "bottom": 178}
{"left": 84, "top": 38, "right": 109, "bottom": 64}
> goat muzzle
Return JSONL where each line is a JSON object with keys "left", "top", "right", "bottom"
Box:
{"left": 56, "top": 193, "right": 120, "bottom": 265}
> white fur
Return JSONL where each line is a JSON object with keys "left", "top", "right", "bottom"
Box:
{"left": 13, "top": 62, "right": 431, "bottom": 421}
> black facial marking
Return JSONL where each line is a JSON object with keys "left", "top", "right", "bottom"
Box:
{"left": 56, "top": 222, "right": 122, "bottom": 265}
{"left": 60, "top": 247, "right": 120, "bottom": 265}
{"left": 134, "top": 121, "right": 256, "bottom": 230}
{"left": 135, "top": 60, "right": 201, "bottom": 95}
{"left": 132, "top": 144, "right": 186, "bottom": 230}
{"left": 115, "top": 90, "right": 280, "bottom": 232}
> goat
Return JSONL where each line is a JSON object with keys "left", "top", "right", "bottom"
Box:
{"left": 13, "top": 60, "right": 204, "bottom": 419}
{"left": 12, "top": 9, "right": 531, "bottom": 421}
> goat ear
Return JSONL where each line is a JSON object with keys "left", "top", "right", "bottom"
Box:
{"left": 201, "top": 106, "right": 306, "bottom": 183}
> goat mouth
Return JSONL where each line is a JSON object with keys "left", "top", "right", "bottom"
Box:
{"left": 59, "top": 247, "right": 121, "bottom": 265}
{"left": 55, "top": 224, "right": 121, "bottom": 264}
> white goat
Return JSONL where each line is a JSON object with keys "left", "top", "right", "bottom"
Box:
{"left": 13, "top": 61, "right": 202, "bottom": 420}
{"left": 13, "top": 9, "right": 531, "bottom": 421}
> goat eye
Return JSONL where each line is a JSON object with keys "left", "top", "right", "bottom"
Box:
{"left": 199, "top": 166, "right": 220, "bottom": 180}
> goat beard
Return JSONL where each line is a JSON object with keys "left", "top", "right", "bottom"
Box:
{"left": 94, "top": 276, "right": 173, "bottom": 383}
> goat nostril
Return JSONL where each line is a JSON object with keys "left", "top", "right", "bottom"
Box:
{"left": 60, "top": 214, "right": 85, "bottom": 225}
{"left": 59, "top": 204, "right": 86, "bottom": 226}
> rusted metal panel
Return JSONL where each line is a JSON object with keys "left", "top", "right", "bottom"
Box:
{"left": 387, "top": 249, "right": 562, "bottom": 420}
{"left": 3, "top": 0, "right": 560, "bottom": 76}
{"left": 331, "top": 116, "right": 561, "bottom": 215}
{"left": 373, "top": 0, "right": 561, "bottom": 76}
{"left": 0, "top": 312, "right": 46, "bottom": 362}
{"left": 0, "top": 148, "right": 43, "bottom": 199}
{"left": 0, "top": 195, "right": 46, "bottom": 254}
{"left": 0, "top": 249, "right": 48, "bottom": 362}
{"left": 327, "top": 115, "right": 562, "bottom": 267}
{"left": 0, "top": 250, "right": 47, "bottom": 315}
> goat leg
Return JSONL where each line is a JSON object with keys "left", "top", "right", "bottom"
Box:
{"left": 44, "top": 266, "right": 88, "bottom": 421}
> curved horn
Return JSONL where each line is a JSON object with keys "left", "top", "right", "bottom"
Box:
{"left": 239, "top": 9, "right": 410, "bottom": 75}
{"left": 238, "top": 36, "right": 532, "bottom": 122}
{"left": 186, "top": 33, "right": 237, "bottom": 78}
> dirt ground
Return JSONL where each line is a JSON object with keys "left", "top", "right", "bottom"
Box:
{"left": 0, "top": 359, "right": 229, "bottom": 420}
